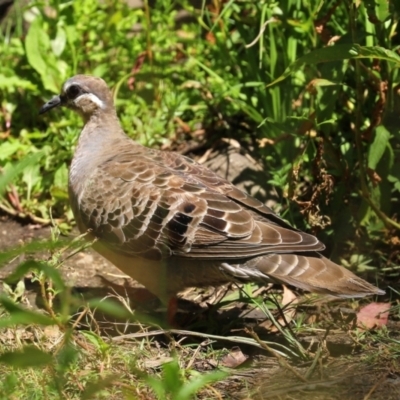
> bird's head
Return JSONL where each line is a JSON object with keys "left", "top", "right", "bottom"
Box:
{"left": 39, "top": 75, "right": 114, "bottom": 121}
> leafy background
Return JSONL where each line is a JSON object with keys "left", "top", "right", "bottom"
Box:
{"left": 2, "top": 0, "right": 400, "bottom": 273}
{"left": 0, "top": 0, "right": 400, "bottom": 398}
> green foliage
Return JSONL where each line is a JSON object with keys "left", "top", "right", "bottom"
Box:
{"left": 145, "top": 358, "right": 227, "bottom": 400}
{"left": 0, "top": 346, "right": 53, "bottom": 368}
{"left": 0, "top": 0, "right": 398, "bottom": 245}
{"left": 0, "top": 226, "right": 229, "bottom": 398}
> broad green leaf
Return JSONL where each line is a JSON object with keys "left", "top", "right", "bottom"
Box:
{"left": 0, "top": 152, "right": 44, "bottom": 195}
{"left": 80, "top": 331, "right": 110, "bottom": 353}
{"left": 22, "top": 163, "right": 41, "bottom": 201}
{"left": 25, "top": 17, "right": 61, "bottom": 92}
{"left": 53, "top": 163, "right": 69, "bottom": 189}
{"left": 364, "top": 0, "right": 390, "bottom": 22}
{"left": 25, "top": 18, "right": 48, "bottom": 77}
{"left": 51, "top": 163, "right": 69, "bottom": 200}
{"left": 267, "top": 44, "right": 400, "bottom": 87}
{"left": 368, "top": 125, "right": 391, "bottom": 170}
{"left": 0, "top": 346, "right": 53, "bottom": 368}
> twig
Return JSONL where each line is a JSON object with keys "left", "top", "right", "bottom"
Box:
{"left": 39, "top": 276, "right": 59, "bottom": 324}
{"left": 186, "top": 339, "right": 211, "bottom": 370}
{"left": 0, "top": 202, "right": 52, "bottom": 225}
{"left": 304, "top": 344, "right": 322, "bottom": 380}
{"left": 244, "top": 328, "right": 308, "bottom": 383}
{"left": 205, "top": 384, "right": 224, "bottom": 400}
{"left": 363, "top": 373, "right": 388, "bottom": 400}
{"left": 245, "top": 17, "right": 277, "bottom": 48}
{"left": 71, "top": 306, "right": 89, "bottom": 330}
{"left": 359, "top": 191, "right": 400, "bottom": 230}
{"left": 111, "top": 328, "right": 294, "bottom": 357}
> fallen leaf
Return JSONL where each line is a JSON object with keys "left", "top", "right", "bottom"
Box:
{"left": 261, "top": 286, "right": 298, "bottom": 332}
{"left": 220, "top": 347, "right": 248, "bottom": 368}
{"left": 356, "top": 302, "right": 390, "bottom": 330}
{"left": 282, "top": 285, "right": 297, "bottom": 308}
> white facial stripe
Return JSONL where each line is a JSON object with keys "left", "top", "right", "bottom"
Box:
{"left": 63, "top": 81, "right": 73, "bottom": 91}
{"left": 75, "top": 93, "right": 105, "bottom": 109}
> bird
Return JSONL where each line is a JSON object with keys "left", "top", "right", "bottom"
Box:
{"left": 40, "top": 75, "right": 384, "bottom": 323}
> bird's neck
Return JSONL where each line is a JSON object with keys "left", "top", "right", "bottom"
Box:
{"left": 79, "top": 109, "right": 126, "bottom": 143}
{"left": 69, "top": 111, "right": 132, "bottom": 193}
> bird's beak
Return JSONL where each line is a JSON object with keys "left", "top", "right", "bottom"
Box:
{"left": 39, "top": 95, "right": 62, "bottom": 114}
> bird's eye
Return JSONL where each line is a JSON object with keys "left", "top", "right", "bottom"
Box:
{"left": 66, "top": 84, "right": 81, "bottom": 99}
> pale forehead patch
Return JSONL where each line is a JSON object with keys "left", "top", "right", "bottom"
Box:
{"left": 63, "top": 80, "right": 78, "bottom": 92}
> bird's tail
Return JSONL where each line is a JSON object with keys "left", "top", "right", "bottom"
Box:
{"left": 256, "top": 253, "right": 384, "bottom": 297}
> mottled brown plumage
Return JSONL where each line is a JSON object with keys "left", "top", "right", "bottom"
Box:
{"left": 40, "top": 75, "right": 384, "bottom": 313}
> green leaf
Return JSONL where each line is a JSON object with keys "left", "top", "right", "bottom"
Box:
{"left": 82, "top": 375, "right": 118, "bottom": 399}
{"left": 5, "top": 260, "right": 66, "bottom": 292}
{"left": 368, "top": 125, "right": 391, "bottom": 170}
{"left": 55, "top": 341, "right": 79, "bottom": 369}
{"left": 53, "top": 163, "right": 68, "bottom": 188}
{"left": 188, "top": 57, "right": 225, "bottom": 83}
{"left": 87, "top": 298, "right": 134, "bottom": 319}
{"left": 0, "top": 239, "right": 65, "bottom": 266}
{"left": 308, "top": 78, "right": 342, "bottom": 88}
{"left": 0, "top": 74, "right": 37, "bottom": 92}
{"left": 25, "top": 17, "right": 61, "bottom": 92}
{"left": 0, "top": 295, "right": 55, "bottom": 326}
{"left": 145, "top": 358, "right": 228, "bottom": 400}
{"left": 0, "top": 346, "right": 53, "bottom": 368}
{"left": 22, "top": 163, "right": 41, "bottom": 201}
{"left": 0, "top": 141, "right": 27, "bottom": 161}
{"left": 51, "top": 23, "right": 67, "bottom": 56}
{"left": 176, "top": 371, "right": 228, "bottom": 400}
{"left": 51, "top": 163, "right": 69, "bottom": 200}
{"left": 80, "top": 331, "right": 110, "bottom": 353}
{"left": 267, "top": 44, "right": 400, "bottom": 87}
{"left": 375, "top": 0, "right": 390, "bottom": 21}
{"left": 0, "top": 152, "right": 44, "bottom": 195}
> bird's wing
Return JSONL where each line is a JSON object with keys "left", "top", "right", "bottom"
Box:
{"left": 77, "top": 147, "right": 323, "bottom": 260}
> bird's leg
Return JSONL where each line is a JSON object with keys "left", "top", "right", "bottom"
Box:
{"left": 167, "top": 296, "right": 178, "bottom": 327}
{"left": 130, "top": 288, "right": 159, "bottom": 304}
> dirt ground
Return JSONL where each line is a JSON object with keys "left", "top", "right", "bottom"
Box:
{"left": 1, "top": 145, "right": 399, "bottom": 399}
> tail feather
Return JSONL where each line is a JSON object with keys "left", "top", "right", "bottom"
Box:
{"left": 256, "top": 253, "right": 384, "bottom": 297}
